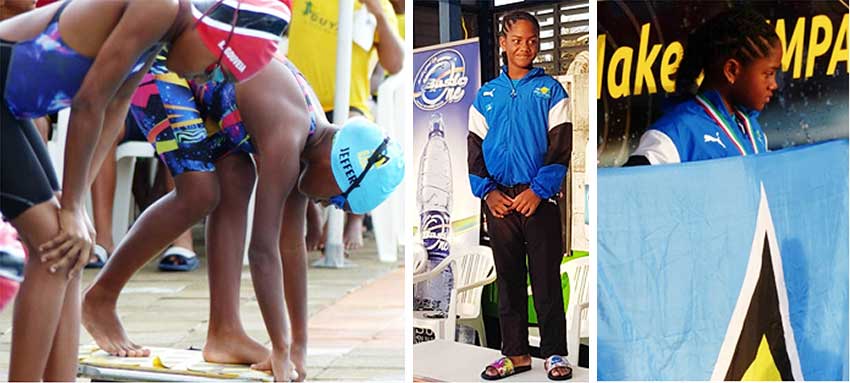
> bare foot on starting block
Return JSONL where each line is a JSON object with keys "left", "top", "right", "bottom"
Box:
{"left": 251, "top": 357, "right": 303, "bottom": 382}
{"left": 290, "top": 343, "right": 307, "bottom": 381}
{"left": 82, "top": 286, "right": 150, "bottom": 357}
{"left": 203, "top": 332, "right": 269, "bottom": 365}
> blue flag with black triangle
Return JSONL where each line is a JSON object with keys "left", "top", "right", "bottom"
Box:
{"left": 598, "top": 140, "right": 849, "bottom": 380}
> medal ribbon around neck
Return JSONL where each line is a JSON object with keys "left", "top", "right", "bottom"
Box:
{"left": 734, "top": 109, "right": 760, "bottom": 154}
{"left": 695, "top": 94, "right": 759, "bottom": 156}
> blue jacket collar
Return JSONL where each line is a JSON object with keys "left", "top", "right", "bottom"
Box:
{"left": 499, "top": 66, "right": 545, "bottom": 85}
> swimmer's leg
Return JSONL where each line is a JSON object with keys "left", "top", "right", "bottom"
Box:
{"left": 203, "top": 152, "right": 269, "bottom": 365}
{"left": 83, "top": 170, "right": 220, "bottom": 357}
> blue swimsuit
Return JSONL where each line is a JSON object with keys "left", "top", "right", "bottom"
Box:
{"left": 0, "top": 0, "right": 159, "bottom": 219}
{"left": 3, "top": 0, "right": 159, "bottom": 119}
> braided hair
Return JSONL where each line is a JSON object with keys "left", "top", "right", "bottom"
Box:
{"left": 675, "top": 8, "right": 779, "bottom": 96}
{"left": 499, "top": 11, "right": 540, "bottom": 67}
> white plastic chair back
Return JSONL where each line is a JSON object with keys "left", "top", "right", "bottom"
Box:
{"left": 372, "top": 73, "right": 405, "bottom": 262}
{"left": 412, "top": 243, "right": 496, "bottom": 343}
{"left": 47, "top": 108, "right": 71, "bottom": 183}
{"left": 412, "top": 243, "right": 429, "bottom": 274}
{"left": 562, "top": 256, "right": 589, "bottom": 365}
{"left": 112, "top": 142, "right": 155, "bottom": 243}
{"left": 452, "top": 245, "right": 496, "bottom": 320}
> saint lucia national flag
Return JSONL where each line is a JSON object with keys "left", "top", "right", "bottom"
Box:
{"left": 598, "top": 140, "right": 848, "bottom": 380}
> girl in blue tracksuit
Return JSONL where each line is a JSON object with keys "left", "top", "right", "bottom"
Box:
{"left": 468, "top": 11, "right": 573, "bottom": 381}
{"left": 626, "top": 8, "right": 781, "bottom": 165}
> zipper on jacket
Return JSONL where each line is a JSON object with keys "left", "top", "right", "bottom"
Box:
{"left": 506, "top": 69, "right": 519, "bottom": 99}
{"left": 504, "top": 67, "right": 518, "bottom": 184}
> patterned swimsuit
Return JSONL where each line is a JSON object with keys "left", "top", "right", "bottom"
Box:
{"left": 126, "top": 55, "right": 319, "bottom": 175}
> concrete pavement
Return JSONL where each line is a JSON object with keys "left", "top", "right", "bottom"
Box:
{"left": 0, "top": 236, "right": 404, "bottom": 381}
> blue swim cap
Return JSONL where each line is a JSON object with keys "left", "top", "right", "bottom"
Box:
{"left": 330, "top": 118, "right": 404, "bottom": 214}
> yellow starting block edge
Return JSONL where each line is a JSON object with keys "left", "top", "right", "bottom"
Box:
{"left": 78, "top": 364, "right": 227, "bottom": 382}
{"left": 77, "top": 345, "right": 274, "bottom": 382}
{"left": 79, "top": 360, "right": 243, "bottom": 380}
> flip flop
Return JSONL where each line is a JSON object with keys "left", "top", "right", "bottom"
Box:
{"left": 158, "top": 246, "right": 199, "bottom": 272}
{"left": 480, "top": 356, "right": 532, "bottom": 380}
{"left": 544, "top": 355, "right": 573, "bottom": 381}
{"left": 86, "top": 244, "right": 109, "bottom": 269}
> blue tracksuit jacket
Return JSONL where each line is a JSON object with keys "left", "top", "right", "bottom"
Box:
{"left": 467, "top": 66, "right": 572, "bottom": 200}
{"left": 631, "top": 90, "right": 768, "bottom": 164}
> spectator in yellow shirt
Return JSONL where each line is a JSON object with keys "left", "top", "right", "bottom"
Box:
{"left": 390, "top": 0, "right": 404, "bottom": 40}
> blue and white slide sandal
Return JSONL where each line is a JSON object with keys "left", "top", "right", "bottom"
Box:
{"left": 158, "top": 246, "right": 199, "bottom": 272}
{"left": 86, "top": 244, "right": 109, "bottom": 269}
{"left": 545, "top": 355, "right": 573, "bottom": 381}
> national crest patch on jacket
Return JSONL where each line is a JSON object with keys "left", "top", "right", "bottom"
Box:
{"left": 533, "top": 86, "right": 551, "bottom": 99}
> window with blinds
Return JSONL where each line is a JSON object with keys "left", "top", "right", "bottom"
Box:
{"left": 494, "top": 1, "right": 589, "bottom": 76}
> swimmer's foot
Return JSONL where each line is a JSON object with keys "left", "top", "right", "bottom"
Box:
{"left": 251, "top": 355, "right": 299, "bottom": 381}
{"left": 82, "top": 285, "right": 150, "bottom": 357}
{"left": 203, "top": 331, "right": 269, "bottom": 365}
{"left": 290, "top": 342, "right": 307, "bottom": 381}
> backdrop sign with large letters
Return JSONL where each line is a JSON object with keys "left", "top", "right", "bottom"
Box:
{"left": 597, "top": 2, "right": 848, "bottom": 166}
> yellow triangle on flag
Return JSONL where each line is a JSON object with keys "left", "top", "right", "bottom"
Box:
{"left": 711, "top": 187, "right": 803, "bottom": 381}
{"left": 741, "top": 335, "right": 782, "bottom": 381}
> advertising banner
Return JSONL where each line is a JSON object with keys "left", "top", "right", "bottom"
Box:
{"left": 412, "top": 39, "right": 482, "bottom": 328}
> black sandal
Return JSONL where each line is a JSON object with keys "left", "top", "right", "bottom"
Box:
{"left": 480, "top": 356, "right": 532, "bottom": 380}
{"left": 544, "top": 355, "right": 573, "bottom": 381}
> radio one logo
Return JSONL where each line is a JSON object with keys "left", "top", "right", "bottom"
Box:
{"left": 420, "top": 210, "right": 450, "bottom": 259}
{"left": 413, "top": 49, "right": 469, "bottom": 111}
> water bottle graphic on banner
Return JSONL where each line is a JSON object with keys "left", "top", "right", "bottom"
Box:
{"left": 415, "top": 113, "right": 453, "bottom": 314}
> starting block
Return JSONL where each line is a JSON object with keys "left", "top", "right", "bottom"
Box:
{"left": 78, "top": 345, "right": 273, "bottom": 382}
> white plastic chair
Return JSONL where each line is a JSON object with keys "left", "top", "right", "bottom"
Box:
{"left": 528, "top": 256, "right": 589, "bottom": 366}
{"left": 371, "top": 73, "right": 405, "bottom": 262}
{"left": 412, "top": 243, "right": 429, "bottom": 274}
{"left": 413, "top": 243, "right": 496, "bottom": 346}
{"left": 47, "top": 108, "right": 71, "bottom": 183}
{"left": 111, "top": 141, "right": 155, "bottom": 243}
{"left": 47, "top": 108, "right": 156, "bottom": 244}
